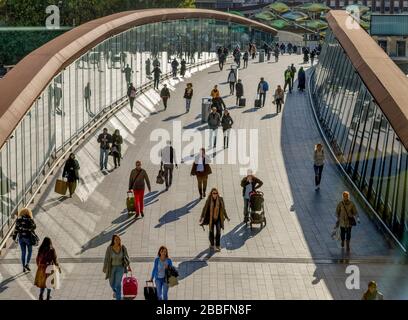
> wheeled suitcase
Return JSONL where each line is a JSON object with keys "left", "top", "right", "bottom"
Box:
{"left": 55, "top": 179, "right": 68, "bottom": 195}
{"left": 126, "top": 191, "right": 136, "bottom": 215}
{"left": 122, "top": 270, "right": 138, "bottom": 300}
{"left": 255, "top": 98, "right": 261, "bottom": 108}
{"left": 144, "top": 281, "right": 158, "bottom": 301}
{"left": 239, "top": 97, "right": 246, "bottom": 107}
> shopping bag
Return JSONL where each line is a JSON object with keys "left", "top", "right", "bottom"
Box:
{"left": 331, "top": 226, "right": 340, "bottom": 241}
{"left": 55, "top": 179, "right": 67, "bottom": 195}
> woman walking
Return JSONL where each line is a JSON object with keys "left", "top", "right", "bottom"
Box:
{"left": 62, "top": 153, "right": 80, "bottom": 198}
{"left": 111, "top": 129, "right": 123, "bottom": 169}
{"left": 362, "top": 281, "right": 384, "bottom": 300}
{"left": 103, "top": 234, "right": 130, "bottom": 300}
{"left": 227, "top": 68, "right": 237, "bottom": 95}
{"left": 34, "top": 237, "right": 61, "bottom": 300}
{"left": 183, "top": 83, "right": 193, "bottom": 113}
{"left": 241, "top": 170, "right": 263, "bottom": 223}
{"left": 199, "top": 188, "right": 230, "bottom": 252}
{"left": 191, "top": 148, "right": 212, "bottom": 199}
{"left": 298, "top": 67, "right": 306, "bottom": 92}
{"left": 274, "top": 85, "right": 284, "bottom": 114}
{"left": 150, "top": 246, "right": 173, "bottom": 300}
{"left": 221, "top": 110, "right": 234, "bottom": 149}
{"left": 12, "top": 208, "right": 36, "bottom": 273}
{"left": 127, "top": 83, "right": 137, "bottom": 112}
{"left": 335, "top": 191, "right": 358, "bottom": 251}
{"left": 313, "top": 143, "right": 325, "bottom": 190}
{"left": 235, "top": 79, "right": 244, "bottom": 106}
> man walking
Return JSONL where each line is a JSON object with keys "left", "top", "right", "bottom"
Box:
{"left": 290, "top": 63, "right": 297, "bottom": 90}
{"left": 171, "top": 58, "right": 179, "bottom": 78}
{"left": 153, "top": 65, "right": 162, "bottom": 90}
{"left": 160, "top": 84, "right": 171, "bottom": 111}
{"left": 161, "top": 141, "right": 178, "bottom": 191}
{"left": 284, "top": 66, "right": 292, "bottom": 93}
{"left": 123, "top": 64, "right": 133, "bottom": 86}
{"left": 257, "top": 77, "right": 269, "bottom": 108}
{"left": 128, "top": 161, "right": 151, "bottom": 218}
{"left": 207, "top": 107, "right": 221, "bottom": 149}
{"left": 97, "top": 128, "right": 112, "bottom": 171}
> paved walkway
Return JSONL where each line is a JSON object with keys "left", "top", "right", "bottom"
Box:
{"left": 0, "top": 54, "right": 405, "bottom": 300}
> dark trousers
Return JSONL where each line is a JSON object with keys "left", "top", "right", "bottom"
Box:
{"left": 164, "top": 164, "right": 174, "bottom": 187}
{"left": 162, "top": 97, "right": 168, "bottom": 110}
{"left": 129, "top": 97, "right": 135, "bottom": 111}
{"left": 259, "top": 93, "right": 266, "bottom": 107}
{"left": 252, "top": 53, "right": 256, "bottom": 59}
{"left": 314, "top": 165, "right": 324, "bottom": 186}
{"left": 67, "top": 181, "right": 77, "bottom": 196}
{"left": 113, "top": 153, "right": 121, "bottom": 167}
{"left": 172, "top": 68, "right": 177, "bottom": 77}
{"left": 209, "top": 219, "right": 221, "bottom": 247}
{"left": 219, "top": 61, "right": 224, "bottom": 70}
{"left": 276, "top": 98, "right": 283, "bottom": 113}
{"left": 243, "top": 60, "right": 248, "bottom": 68}
{"left": 154, "top": 78, "right": 160, "bottom": 89}
{"left": 39, "top": 288, "right": 52, "bottom": 300}
{"left": 284, "top": 79, "right": 292, "bottom": 93}
{"left": 291, "top": 76, "right": 295, "bottom": 88}
{"left": 196, "top": 175, "right": 208, "bottom": 196}
{"left": 19, "top": 237, "right": 32, "bottom": 266}
{"left": 229, "top": 82, "right": 235, "bottom": 94}
{"left": 340, "top": 227, "right": 352, "bottom": 241}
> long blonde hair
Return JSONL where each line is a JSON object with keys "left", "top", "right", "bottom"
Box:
{"left": 18, "top": 208, "right": 33, "bottom": 219}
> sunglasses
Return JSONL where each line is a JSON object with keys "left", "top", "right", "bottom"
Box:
{"left": 212, "top": 192, "right": 218, "bottom": 195}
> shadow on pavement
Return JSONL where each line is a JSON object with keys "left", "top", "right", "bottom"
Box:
{"left": 162, "top": 113, "right": 185, "bottom": 122}
{"left": 0, "top": 273, "right": 27, "bottom": 294}
{"left": 221, "top": 222, "right": 262, "bottom": 250}
{"left": 183, "top": 120, "right": 205, "bottom": 130}
{"left": 178, "top": 248, "right": 215, "bottom": 281}
{"left": 261, "top": 113, "right": 278, "bottom": 120}
{"left": 155, "top": 199, "right": 201, "bottom": 228}
{"left": 242, "top": 108, "right": 257, "bottom": 113}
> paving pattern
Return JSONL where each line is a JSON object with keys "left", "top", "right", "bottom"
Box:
{"left": 0, "top": 54, "right": 405, "bottom": 300}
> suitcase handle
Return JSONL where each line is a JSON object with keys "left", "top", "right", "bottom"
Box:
{"left": 146, "top": 280, "right": 155, "bottom": 287}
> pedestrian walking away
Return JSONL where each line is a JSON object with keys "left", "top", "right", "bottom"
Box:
{"left": 171, "top": 58, "right": 179, "bottom": 78}
{"left": 97, "top": 128, "right": 112, "bottom": 171}
{"left": 111, "top": 129, "right": 123, "bottom": 168}
{"left": 150, "top": 246, "right": 173, "bottom": 300}
{"left": 362, "top": 281, "right": 384, "bottom": 300}
{"left": 199, "top": 188, "right": 230, "bottom": 252}
{"left": 221, "top": 110, "right": 234, "bottom": 149}
{"left": 218, "top": 52, "right": 226, "bottom": 71}
{"left": 251, "top": 43, "right": 257, "bottom": 59}
{"left": 62, "top": 153, "right": 80, "bottom": 197}
{"left": 184, "top": 83, "right": 193, "bottom": 113}
{"left": 103, "top": 234, "right": 130, "bottom": 300}
{"left": 160, "top": 84, "right": 171, "bottom": 110}
{"left": 34, "top": 237, "right": 61, "bottom": 300}
{"left": 257, "top": 77, "right": 269, "bottom": 107}
{"left": 290, "top": 63, "right": 296, "bottom": 89}
{"left": 12, "top": 208, "right": 36, "bottom": 273}
{"left": 243, "top": 51, "right": 249, "bottom": 68}
{"left": 123, "top": 64, "right": 133, "bottom": 85}
{"left": 127, "top": 83, "right": 137, "bottom": 112}
{"left": 241, "top": 170, "right": 263, "bottom": 223}
{"left": 227, "top": 68, "right": 237, "bottom": 95}
{"left": 207, "top": 107, "right": 221, "bottom": 149}
{"left": 161, "top": 140, "right": 178, "bottom": 191}
{"left": 313, "top": 143, "right": 325, "bottom": 190}
{"left": 284, "top": 66, "right": 292, "bottom": 93}
{"left": 335, "top": 191, "right": 359, "bottom": 251}
{"left": 191, "top": 148, "right": 212, "bottom": 199}
{"left": 311, "top": 50, "right": 316, "bottom": 66}
{"left": 180, "top": 59, "right": 187, "bottom": 77}
{"left": 128, "top": 160, "right": 151, "bottom": 217}
{"left": 235, "top": 79, "right": 244, "bottom": 106}
{"left": 84, "top": 82, "right": 92, "bottom": 115}
{"left": 273, "top": 85, "right": 284, "bottom": 113}
{"left": 153, "top": 65, "right": 162, "bottom": 90}
{"left": 298, "top": 67, "right": 306, "bottom": 92}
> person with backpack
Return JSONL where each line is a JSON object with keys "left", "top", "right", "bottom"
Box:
{"left": 171, "top": 58, "right": 179, "bottom": 78}
{"left": 221, "top": 110, "right": 234, "bottom": 149}
{"left": 62, "top": 153, "right": 80, "bottom": 198}
{"left": 290, "top": 64, "right": 297, "bottom": 89}
{"left": 34, "top": 237, "right": 61, "bottom": 300}
{"left": 128, "top": 160, "right": 151, "bottom": 218}
{"left": 153, "top": 65, "right": 162, "bottom": 90}
{"left": 127, "top": 83, "right": 137, "bottom": 112}
{"left": 12, "top": 208, "right": 36, "bottom": 273}
{"left": 284, "top": 67, "right": 292, "bottom": 93}
{"left": 160, "top": 84, "right": 171, "bottom": 111}
{"left": 241, "top": 170, "right": 263, "bottom": 223}
{"left": 111, "top": 129, "right": 123, "bottom": 168}
{"left": 314, "top": 143, "right": 325, "bottom": 191}
{"left": 184, "top": 83, "right": 193, "bottom": 113}
{"left": 335, "top": 191, "right": 358, "bottom": 252}
{"left": 257, "top": 77, "right": 269, "bottom": 108}
{"left": 161, "top": 140, "right": 178, "bottom": 191}
{"left": 207, "top": 107, "right": 221, "bottom": 149}
{"left": 243, "top": 51, "right": 249, "bottom": 68}
{"left": 191, "top": 148, "right": 212, "bottom": 199}
{"left": 227, "top": 68, "right": 237, "bottom": 95}
{"left": 97, "top": 128, "right": 112, "bottom": 172}
{"left": 103, "top": 234, "right": 130, "bottom": 300}
{"left": 150, "top": 246, "right": 173, "bottom": 300}
{"left": 236, "top": 79, "right": 244, "bottom": 106}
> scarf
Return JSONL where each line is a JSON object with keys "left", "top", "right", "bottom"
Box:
{"left": 210, "top": 196, "right": 220, "bottom": 221}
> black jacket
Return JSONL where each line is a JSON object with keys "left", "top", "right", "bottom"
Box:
{"left": 12, "top": 216, "right": 36, "bottom": 240}
{"left": 160, "top": 87, "right": 170, "bottom": 98}
{"left": 63, "top": 158, "right": 80, "bottom": 182}
{"left": 240, "top": 177, "right": 263, "bottom": 197}
{"left": 97, "top": 133, "right": 112, "bottom": 150}
{"left": 236, "top": 82, "right": 244, "bottom": 97}
{"left": 221, "top": 114, "right": 233, "bottom": 131}
{"left": 184, "top": 88, "right": 193, "bottom": 99}
{"left": 153, "top": 67, "right": 162, "bottom": 78}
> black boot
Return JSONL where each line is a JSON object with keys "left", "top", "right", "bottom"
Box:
{"left": 46, "top": 290, "right": 52, "bottom": 300}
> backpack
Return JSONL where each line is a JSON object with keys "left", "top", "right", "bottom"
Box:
{"left": 262, "top": 81, "right": 269, "bottom": 92}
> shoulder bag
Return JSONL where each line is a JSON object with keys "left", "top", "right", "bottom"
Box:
{"left": 342, "top": 201, "right": 356, "bottom": 226}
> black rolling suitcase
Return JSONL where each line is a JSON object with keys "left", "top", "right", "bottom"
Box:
{"left": 255, "top": 96, "right": 261, "bottom": 108}
{"left": 144, "top": 281, "right": 158, "bottom": 301}
{"left": 239, "top": 97, "right": 246, "bottom": 107}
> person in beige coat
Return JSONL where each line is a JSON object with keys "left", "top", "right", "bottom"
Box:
{"left": 335, "top": 191, "right": 358, "bottom": 251}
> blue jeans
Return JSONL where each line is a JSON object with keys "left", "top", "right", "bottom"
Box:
{"left": 19, "top": 237, "right": 32, "bottom": 266}
{"left": 155, "top": 277, "right": 169, "bottom": 300}
{"left": 243, "top": 198, "right": 250, "bottom": 221}
{"left": 110, "top": 266, "right": 125, "bottom": 300}
{"left": 100, "top": 148, "right": 109, "bottom": 170}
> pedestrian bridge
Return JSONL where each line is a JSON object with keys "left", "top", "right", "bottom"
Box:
{"left": 0, "top": 9, "right": 408, "bottom": 300}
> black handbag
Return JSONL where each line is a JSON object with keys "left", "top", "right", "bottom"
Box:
{"left": 156, "top": 164, "right": 165, "bottom": 185}
{"left": 342, "top": 202, "right": 356, "bottom": 226}
{"left": 30, "top": 231, "right": 40, "bottom": 246}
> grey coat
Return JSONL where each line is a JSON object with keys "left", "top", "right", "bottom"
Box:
{"left": 336, "top": 200, "right": 357, "bottom": 228}
{"left": 103, "top": 245, "right": 130, "bottom": 281}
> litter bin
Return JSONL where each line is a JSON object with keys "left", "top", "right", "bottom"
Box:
{"left": 201, "top": 97, "right": 212, "bottom": 123}
{"left": 259, "top": 49, "right": 265, "bottom": 63}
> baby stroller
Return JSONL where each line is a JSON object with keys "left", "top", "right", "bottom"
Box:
{"left": 248, "top": 191, "right": 266, "bottom": 229}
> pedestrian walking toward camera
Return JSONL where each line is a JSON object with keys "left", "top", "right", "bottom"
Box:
{"left": 153, "top": 65, "right": 162, "bottom": 90}
{"left": 274, "top": 85, "right": 284, "bottom": 113}
{"left": 127, "top": 83, "right": 137, "bottom": 112}
{"left": 257, "top": 77, "right": 269, "bottom": 107}
{"left": 97, "top": 128, "right": 112, "bottom": 171}
{"left": 35, "top": 237, "right": 61, "bottom": 300}
{"left": 171, "top": 58, "right": 179, "bottom": 78}
{"left": 313, "top": 143, "right": 325, "bottom": 190}
{"left": 284, "top": 66, "right": 292, "bottom": 93}
{"left": 199, "top": 188, "right": 230, "bottom": 252}
{"left": 298, "top": 67, "right": 306, "bottom": 92}
{"left": 111, "top": 129, "right": 123, "bottom": 168}
{"left": 243, "top": 51, "right": 249, "bottom": 68}
{"left": 221, "top": 110, "right": 233, "bottom": 149}
{"left": 123, "top": 64, "right": 133, "bottom": 86}
{"left": 241, "top": 170, "right": 263, "bottom": 223}
{"left": 12, "top": 208, "right": 36, "bottom": 273}
{"left": 184, "top": 83, "right": 193, "bottom": 113}
{"left": 180, "top": 59, "right": 187, "bottom": 77}
{"left": 362, "top": 281, "right": 384, "bottom": 300}
{"left": 293, "top": 45, "right": 298, "bottom": 54}
{"left": 150, "top": 246, "right": 173, "bottom": 300}
{"left": 160, "top": 84, "right": 171, "bottom": 111}
{"left": 191, "top": 148, "right": 212, "bottom": 199}
{"left": 290, "top": 64, "right": 296, "bottom": 89}
{"left": 280, "top": 43, "right": 286, "bottom": 54}
{"left": 227, "top": 68, "right": 237, "bottom": 95}
{"left": 236, "top": 79, "right": 244, "bottom": 106}
{"left": 335, "top": 191, "right": 358, "bottom": 251}
{"left": 218, "top": 52, "right": 226, "bottom": 71}
{"left": 103, "top": 234, "right": 130, "bottom": 300}
{"left": 62, "top": 153, "right": 80, "bottom": 197}
{"left": 210, "top": 85, "right": 220, "bottom": 100}
{"left": 161, "top": 141, "right": 178, "bottom": 191}
{"left": 207, "top": 107, "right": 221, "bottom": 148}
{"left": 251, "top": 43, "right": 257, "bottom": 59}
{"left": 128, "top": 161, "right": 151, "bottom": 218}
